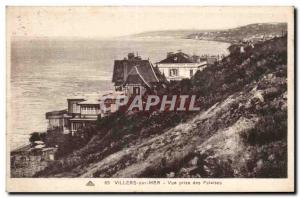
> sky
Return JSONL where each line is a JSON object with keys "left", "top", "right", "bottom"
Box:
{"left": 7, "top": 6, "right": 292, "bottom": 38}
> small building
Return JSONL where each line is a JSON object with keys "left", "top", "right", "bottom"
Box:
{"left": 199, "top": 55, "right": 219, "bottom": 66}
{"left": 207, "top": 56, "right": 219, "bottom": 65}
{"left": 156, "top": 51, "right": 207, "bottom": 81}
{"left": 112, "top": 53, "right": 162, "bottom": 96}
{"left": 41, "top": 147, "right": 57, "bottom": 161}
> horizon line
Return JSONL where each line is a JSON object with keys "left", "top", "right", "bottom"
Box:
{"left": 10, "top": 22, "right": 286, "bottom": 41}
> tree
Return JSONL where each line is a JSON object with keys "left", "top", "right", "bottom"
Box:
{"left": 29, "top": 132, "right": 46, "bottom": 143}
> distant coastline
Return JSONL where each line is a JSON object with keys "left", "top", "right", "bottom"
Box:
{"left": 126, "top": 22, "right": 287, "bottom": 44}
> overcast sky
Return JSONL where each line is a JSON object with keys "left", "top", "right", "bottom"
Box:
{"left": 7, "top": 6, "right": 291, "bottom": 38}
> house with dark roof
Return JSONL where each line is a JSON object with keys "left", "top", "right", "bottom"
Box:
{"left": 156, "top": 51, "right": 207, "bottom": 81}
{"left": 112, "top": 53, "right": 164, "bottom": 96}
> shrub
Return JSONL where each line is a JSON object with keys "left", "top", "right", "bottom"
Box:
{"left": 241, "top": 110, "right": 287, "bottom": 146}
{"left": 29, "top": 132, "right": 46, "bottom": 143}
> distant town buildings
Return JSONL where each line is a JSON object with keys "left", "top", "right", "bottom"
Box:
{"left": 188, "top": 25, "right": 287, "bottom": 44}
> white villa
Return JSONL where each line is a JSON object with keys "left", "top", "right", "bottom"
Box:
{"left": 156, "top": 52, "right": 207, "bottom": 81}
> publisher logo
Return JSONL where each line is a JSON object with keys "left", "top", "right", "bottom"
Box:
{"left": 100, "top": 95, "right": 201, "bottom": 112}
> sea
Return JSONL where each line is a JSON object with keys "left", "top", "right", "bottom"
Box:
{"left": 9, "top": 37, "right": 230, "bottom": 150}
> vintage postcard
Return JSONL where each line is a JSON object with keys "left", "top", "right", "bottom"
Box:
{"left": 6, "top": 6, "right": 294, "bottom": 192}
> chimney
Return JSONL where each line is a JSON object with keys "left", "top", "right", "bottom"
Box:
{"left": 128, "top": 52, "right": 135, "bottom": 60}
{"left": 167, "top": 52, "right": 174, "bottom": 58}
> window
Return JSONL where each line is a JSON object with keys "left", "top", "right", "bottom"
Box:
{"left": 133, "top": 86, "right": 140, "bottom": 95}
{"left": 190, "top": 69, "right": 194, "bottom": 77}
{"left": 169, "top": 68, "right": 179, "bottom": 77}
{"left": 72, "top": 103, "right": 77, "bottom": 113}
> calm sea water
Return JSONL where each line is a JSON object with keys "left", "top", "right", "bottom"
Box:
{"left": 9, "top": 37, "right": 230, "bottom": 149}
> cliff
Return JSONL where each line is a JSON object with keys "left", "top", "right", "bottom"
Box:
{"left": 35, "top": 36, "right": 288, "bottom": 178}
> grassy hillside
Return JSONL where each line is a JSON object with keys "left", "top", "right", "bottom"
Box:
{"left": 35, "top": 36, "right": 288, "bottom": 178}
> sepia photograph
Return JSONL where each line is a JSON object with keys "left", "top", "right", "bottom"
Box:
{"left": 6, "top": 6, "right": 294, "bottom": 192}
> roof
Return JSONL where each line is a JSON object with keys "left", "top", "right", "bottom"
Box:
{"left": 42, "top": 147, "right": 57, "bottom": 152}
{"left": 34, "top": 144, "right": 46, "bottom": 149}
{"left": 137, "top": 62, "right": 159, "bottom": 84}
{"left": 158, "top": 52, "right": 194, "bottom": 64}
{"left": 78, "top": 98, "right": 100, "bottom": 105}
{"left": 100, "top": 91, "right": 126, "bottom": 100}
{"left": 34, "top": 141, "right": 44, "bottom": 145}
{"left": 112, "top": 57, "right": 159, "bottom": 86}
{"left": 45, "top": 109, "right": 68, "bottom": 118}
{"left": 69, "top": 118, "right": 97, "bottom": 121}
{"left": 112, "top": 59, "right": 141, "bottom": 85}
{"left": 67, "top": 91, "right": 126, "bottom": 105}
{"left": 67, "top": 97, "right": 85, "bottom": 101}
{"left": 124, "top": 66, "right": 149, "bottom": 87}
{"left": 124, "top": 63, "right": 159, "bottom": 87}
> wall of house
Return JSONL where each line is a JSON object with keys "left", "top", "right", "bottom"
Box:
{"left": 80, "top": 105, "right": 100, "bottom": 118}
{"left": 125, "top": 84, "right": 147, "bottom": 97}
{"left": 156, "top": 63, "right": 207, "bottom": 81}
{"left": 47, "top": 115, "right": 70, "bottom": 134}
{"left": 71, "top": 122, "right": 84, "bottom": 133}
{"left": 48, "top": 115, "right": 63, "bottom": 129}
{"left": 100, "top": 99, "right": 119, "bottom": 117}
{"left": 70, "top": 120, "right": 96, "bottom": 134}
{"left": 68, "top": 99, "right": 84, "bottom": 114}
